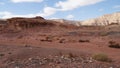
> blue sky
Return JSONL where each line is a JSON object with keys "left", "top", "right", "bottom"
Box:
{"left": 0, "top": 0, "right": 120, "bottom": 20}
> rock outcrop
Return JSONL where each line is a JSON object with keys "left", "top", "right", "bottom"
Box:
{"left": 6, "top": 16, "right": 57, "bottom": 31}
{"left": 0, "top": 19, "right": 7, "bottom": 30}
{"left": 81, "top": 12, "right": 120, "bottom": 25}
{"left": 1, "top": 12, "right": 119, "bottom": 31}
{"left": 0, "top": 16, "right": 78, "bottom": 31}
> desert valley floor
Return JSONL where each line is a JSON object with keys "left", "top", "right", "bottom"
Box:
{"left": 0, "top": 15, "right": 120, "bottom": 68}
{"left": 0, "top": 25, "right": 120, "bottom": 68}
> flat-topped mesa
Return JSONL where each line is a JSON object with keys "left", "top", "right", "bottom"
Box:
{"left": 7, "top": 16, "right": 45, "bottom": 24}
{"left": 6, "top": 16, "right": 56, "bottom": 30}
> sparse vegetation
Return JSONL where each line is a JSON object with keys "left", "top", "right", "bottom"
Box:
{"left": 0, "top": 13, "right": 120, "bottom": 68}
{"left": 65, "top": 53, "right": 77, "bottom": 58}
{"left": 108, "top": 41, "right": 120, "bottom": 48}
{"left": 25, "top": 44, "right": 31, "bottom": 47}
{"left": 59, "top": 39, "right": 66, "bottom": 43}
{"left": 0, "top": 53, "right": 5, "bottom": 57}
{"left": 92, "top": 53, "right": 112, "bottom": 62}
{"left": 58, "top": 52, "right": 77, "bottom": 58}
{"left": 40, "top": 36, "right": 53, "bottom": 42}
{"left": 8, "top": 52, "right": 12, "bottom": 54}
{"left": 45, "top": 36, "right": 53, "bottom": 42}
{"left": 40, "top": 39, "right": 46, "bottom": 41}
{"left": 79, "top": 39, "right": 90, "bottom": 42}
{"left": 99, "top": 32, "right": 108, "bottom": 36}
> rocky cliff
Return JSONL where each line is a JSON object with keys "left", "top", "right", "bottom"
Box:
{"left": 0, "top": 19, "right": 7, "bottom": 30}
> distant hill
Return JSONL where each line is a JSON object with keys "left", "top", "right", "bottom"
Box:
{"left": 81, "top": 12, "right": 120, "bottom": 25}
{"left": 0, "top": 16, "right": 78, "bottom": 31}
{"left": 51, "top": 12, "right": 120, "bottom": 26}
{"left": 0, "top": 12, "right": 120, "bottom": 29}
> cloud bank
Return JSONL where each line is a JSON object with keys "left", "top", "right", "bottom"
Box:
{"left": 56, "top": 0, "right": 104, "bottom": 11}
{"left": 10, "top": 0, "right": 43, "bottom": 3}
{"left": 0, "top": 0, "right": 104, "bottom": 19}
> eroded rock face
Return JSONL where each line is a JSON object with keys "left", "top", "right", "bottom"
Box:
{"left": 0, "top": 16, "right": 78, "bottom": 32}
{"left": 1, "top": 12, "right": 119, "bottom": 31}
{"left": 81, "top": 12, "right": 120, "bottom": 25}
{"left": 0, "top": 20, "right": 7, "bottom": 30}
{"left": 6, "top": 17, "right": 79, "bottom": 31}
{"left": 6, "top": 16, "right": 57, "bottom": 31}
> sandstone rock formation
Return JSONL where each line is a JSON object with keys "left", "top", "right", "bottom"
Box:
{"left": 6, "top": 16, "right": 47, "bottom": 30}
{"left": 51, "top": 12, "right": 120, "bottom": 26}
{"left": 81, "top": 12, "right": 120, "bottom": 25}
{"left": 0, "top": 12, "right": 119, "bottom": 31}
{"left": 0, "top": 16, "right": 78, "bottom": 31}
{"left": 0, "top": 19, "right": 7, "bottom": 30}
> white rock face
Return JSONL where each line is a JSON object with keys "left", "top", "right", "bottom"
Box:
{"left": 51, "top": 12, "right": 120, "bottom": 26}
{"left": 81, "top": 12, "right": 120, "bottom": 25}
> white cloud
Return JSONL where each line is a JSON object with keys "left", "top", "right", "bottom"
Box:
{"left": 113, "top": 5, "right": 120, "bottom": 9}
{"left": 38, "top": 6, "right": 58, "bottom": 17}
{"left": 41, "top": 0, "right": 105, "bottom": 17}
{"left": 0, "top": 0, "right": 105, "bottom": 19}
{"left": 66, "top": 15, "right": 74, "bottom": 19}
{"left": 0, "top": 6, "right": 58, "bottom": 19}
{"left": 49, "top": 17, "right": 59, "bottom": 19}
{"left": 56, "top": 0, "right": 104, "bottom": 11}
{"left": 11, "top": 0, "right": 43, "bottom": 3}
{"left": 0, "top": 11, "right": 12, "bottom": 16}
{"left": 0, "top": 11, "right": 35, "bottom": 19}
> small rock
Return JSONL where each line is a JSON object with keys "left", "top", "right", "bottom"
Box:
{"left": 28, "top": 58, "right": 32, "bottom": 60}
{"left": 25, "top": 44, "right": 31, "bottom": 47}
{"left": 15, "top": 66, "right": 19, "bottom": 68}
{"left": 89, "top": 60, "right": 93, "bottom": 63}
{"left": 56, "top": 65, "right": 61, "bottom": 68}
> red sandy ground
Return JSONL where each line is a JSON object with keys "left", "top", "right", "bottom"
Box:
{"left": 0, "top": 27, "right": 120, "bottom": 68}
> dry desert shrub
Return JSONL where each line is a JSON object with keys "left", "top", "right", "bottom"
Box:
{"left": 108, "top": 41, "right": 120, "bottom": 48}
{"left": 40, "top": 36, "right": 53, "bottom": 42}
{"left": 58, "top": 52, "right": 77, "bottom": 58}
{"left": 0, "top": 53, "right": 5, "bottom": 58}
{"left": 67, "top": 53, "right": 77, "bottom": 58}
{"left": 79, "top": 39, "right": 90, "bottom": 43}
{"left": 92, "top": 53, "right": 112, "bottom": 62}
{"left": 59, "top": 39, "right": 66, "bottom": 43}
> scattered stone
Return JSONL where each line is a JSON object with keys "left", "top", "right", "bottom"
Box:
{"left": 59, "top": 39, "right": 66, "bottom": 43}
{"left": 0, "top": 53, "right": 5, "bottom": 57}
{"left": 56, "top": 65, "right": 61, "bottom": 68}
{"left": 8, "top": 52, "right": 12, "bottom": 54}
{"left": 25, "top": 44, "right": 31, "bottom": 47}
{"left": 1, "top": 55, "right": 118, "bottom": 68}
